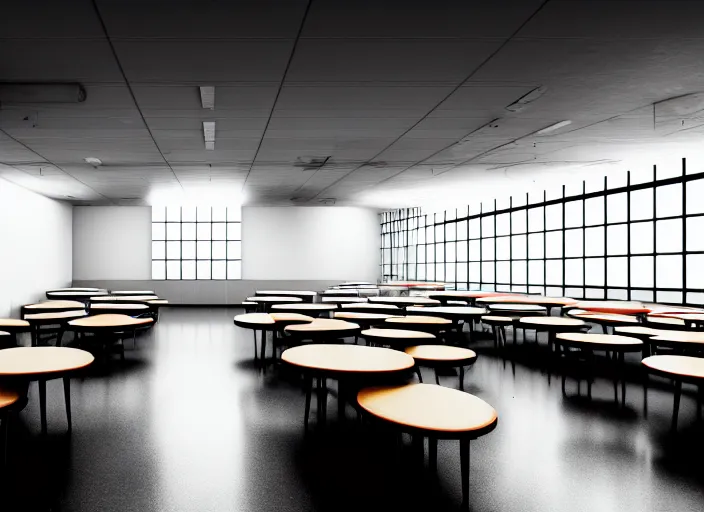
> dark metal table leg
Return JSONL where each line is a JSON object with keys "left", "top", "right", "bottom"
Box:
{"left": 620, "top": 352, "right": 626, "bottom": 407}
{"left": 63, "top": 377, "right": 72, "bottom": 432}
{"left": 460, "top": 438, "right": 470, "bottom": 510}
{"left": 38, "top": 379, "right": 47, "bottom": 435}
{"left": 459, "top": 366, "right": 465, "bottom": 391}
{"left": 303, "top": 376, "right": 312, "bottom": 433}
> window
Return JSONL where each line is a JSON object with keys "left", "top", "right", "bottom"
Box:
{"left": 152, "top": 206, "right": 242, "bottom": 280}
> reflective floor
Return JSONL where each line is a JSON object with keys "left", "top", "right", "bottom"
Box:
{"left": 3, "top": 308, "right": 704, "bottom": 511}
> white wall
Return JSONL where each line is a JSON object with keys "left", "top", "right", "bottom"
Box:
{"left": 73, "top": 206, "right": 151, "bottom": 280}
{"left": 242, "top": 206, "right": 379, "bottom": 281}
{"left": 0, "top": 177, "right": 72, "bottom": 316}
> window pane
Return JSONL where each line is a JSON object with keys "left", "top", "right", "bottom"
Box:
{"left": 182, "top": 206, "right": 196, "bottom": 222}
{"left": 585, "top": 197, "right": 604, "bottom": 226}
{"left": 152, "top": 261, "right": 165, "bottom": 280}
{"left": 182, "top": 241, "right": 196, "bottom": 260}
{"left": 456, "top": 220, "right": 467, "bottom": 239}
{"left": 435, "top": 224, "right": 444, "bottom": 243}
{"left": 585, "top": 258, "right": 604, "bottom": 286}
{"left": 197, "top": 260, "right": 211, "bottom": 279}
{"left": 687, "top": 216, "right": 704, "bottom": 251}
{"left": 687, "top": 254, "right": 704, "bottom": 288}
{"left": 469, "top": 240, "right": 480, "bottom": 261}
{"left": 546, "top": 260, "right": 563, "bottom": 285}
{"left": 482, "top": 216, "right": 494, "bottom": 237}
{"left": 227, "top": 241, "right": 242, "bottom": 259}
{"left": 166, "top": 223, "right": 180, "bottom": 241}
{"left": 435, "top": 264, "right": 445, "bottom": 281}
{"left": 457, "top": 241, "right": 468, "bottom": 262}
{"left": 512, "top": 210, "right": 527, "bottom": 234}
{"left": 656, "top": 183, "right": 682, "bottom": 218}
{"left": 656, "top": 219, "right": 682, "bottom": 253}
{"left": 212, "top": 241, "right": 226, "bottom": 260}
{"left": 607, "top": 193, "right": 627, "bottom": 223}
{"left": 446, "top": 242, "right": 456, "bottom": 263}
{"left": 528, "top": 260, "right": 544, "bottom": 285}
{"left": 496, "top": 214, "right": 510, "bottom": 236}
{"left": 631, "top": 256, "right": 654, "bottom": 288}
{"left": 212, "top": 223, "right": 226, "bottom": 240}
{"left": 512, "top": 234, "right": 527, "bottom": 260}
{"left": 151, "top": 223, "right": 165, "bottom": 241}
{"left": 182, "top": 223, "right": 196, "bottom": 240}
{"left": 606, "top": 225, "right": 627, "bottom": 255}
{"left": 436, "top": 244, "right": 445, "bottom": 263}
{"left": 584, "top": 227, "right": 604, "bottom": 256}
{"left": 166, "top": 241, "right": 181, "bottom": 259}
{"left": 686, "top": 179, "right": 704, "bottom": 214}
{"left": 528, "top": 233, "right": 544, "bottom": 259}
{"left": 545, "top": 204, "right": 562, "bottom": 230}
{"left": 496, "top": 237, "right": 510, "bottom": 260}
{"left": 166, "top": 260, "right": 181, "bottom": 280}
{"left": 197, "top": 223, "right": 211, "bottom": 240}
{"left": 482, "top": 262, "right": 494, "bottom": 283}
{"left": 182, "top": 260, "right": 196, "bottom": 280}
{"left": 212, "top": 207, "right": 226, "bottom": 222}
{"left": 482, "top": 238, "right": 495, "bottom": 260}
{"left": 496, "top": 261, "right": 510, "bottom": 283}
{"left": 607, "top": 257, "right": 628, "bottom": 287}
{"left": 565, "top": 258, "right": 583, "bottom": 286}
{"left": 631, "top": 188, "right": 653, "bottom": 221}
{"left": 228, "top": 223, "right": 242, "bottom": 240}
{"left": 630, "top": 222, "right": 653, "bottom": 254}
{"left": 565, "top": 200, "right": 583, "bottom": 228}
{"left": 197, "top": 207, "right": 211, "bottom": 222}
{"left": 512, "top": 261, "right": 527, "bottom": 284}
{"left": 227, "top": 207, "right": 242, "bottom": 222}
{"left": 197, "top": 241, "right": 211, "bottom": 259}
{"left": 656, "top": 255, "right": 682, "bottom": 288}
{"left": 565, "top": 229, "right": 583, "bottom": 257}
{"left": 457, "top": 263, "right": 467, "bottom": 282}
{"left": 427, "top": 245, "right": 434, "bottom": 263}
{"left": 212, "top": 260, "right": 226, "bottom": 279}
{"left": 152, "top": 241, "right": 165, "bottom": 260}
{"left": 546, "top": 231, "right": 563, "bottom": 258}
{"left": 166, "top": 207, "right": 180, "bottom": 222}
{"left": 469, "top": 219, "right": 480, "bottom": 239}
{"left": 152, "top": 207, "right": 166, "bottom": 222}
{"left": 528, "top": 207, "right": 544, "bottom": 232}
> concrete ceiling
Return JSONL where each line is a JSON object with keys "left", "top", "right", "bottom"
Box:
{"left": 2, "top": 0, "right": 704, "bottom": 209}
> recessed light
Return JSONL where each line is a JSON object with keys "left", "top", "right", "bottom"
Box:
{"left": 84, "top": 157, "right": 102, "bottom": 166}
{"left": 200, "top": 86, "right": 215, "bottom": 110}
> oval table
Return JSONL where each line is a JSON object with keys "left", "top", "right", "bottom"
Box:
{"left": 405, "top": 345, "right": 477, "bottom": 390}
{"left": 68, "top": 314, "right": 155, "bottom": 361}
{"left": 339, "top": 302, "right": 402, "bottom": 315}
{"left": 642, "top": 355, "right": 704, "bottom": 431}
{"left": 88, "top": 302, "right": 150, "bottom": 316}
{"left": 282, "top": 344, "right": 414, "bottom": 431}
{"left": 649, "top": 331, "right": 704, "bottom": 356}
{"left": 284, "top": 318, "right": 361, "bottom": 344}
{"left": 384, "top": 315, "right": 452, "bottom": 335}
{"left": 333, "top": 312, "right": 400, "bottom": 331}
{"left": 109, "top": 290, "right": 155, "bottom": 296}
{"left": 368, "top": 296, "right": 441, "bottom": 308}
{"left": 270, "top": 303, "right": 337, "bottom": 317}
{"left": 234, "top": 312, "right": 314, "bottom": 370}
{"left": 357, "top": 383, "right": 498, "bottom": 510}
{"left": 0, "top": 347, "right": 94, "bottom": 434}
{"left": 90, "top": 295, "right": 160, "bottom": 304}
{"left": 0, "top": 319, "right": 31, "bottom": 347}
{"left": 569, "top": 312, "right": 640, "bottom": 334}
{"left": 24, "top": 310, "right": 88, "bottom": 347}
{"left": 555, "top": 333, "right": 643, "bottom": 405}
{"left": 321, "top": 296, "right": 367, "bottom": 305}
{"left": 45, "top": 290, "right": 109, "bottom": 301}
{"left": 361, "top": 328, "right": 436, "bottom": 349}
{"left": 321, "top": 290, "right": 360, "bottom": 297}
{"left": 255, "top": 290, "right": 317, "bottom": 302}
{"left": 23, "top": 300, "right": 85, "bottom": 315}
{"left": 427, "top": 291, "right": 508, "bottom": 306}
{"left": 244, "top": 296, "right": 303, "bottom": 312}
{"left": 406, "top": 306, "right": 487, "bottom": 341}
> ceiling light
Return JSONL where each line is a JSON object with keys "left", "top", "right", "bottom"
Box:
{"left": 200, "top": 86, "right": 215, "bottom": 110}
{"left": 535, "top": 120, "right": 572, "bottom": 135}
{"left": 203, "top": 121, "right": 215, "bottom": 150}
{"left": 84, "top": 157, "right": 102, "bottom": 166}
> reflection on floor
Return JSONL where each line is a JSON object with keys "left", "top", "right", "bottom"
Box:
{"left": 3, "top": 308, "right": 704, "bottom": 512}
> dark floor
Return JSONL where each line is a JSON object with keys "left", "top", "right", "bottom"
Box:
{"left": 3, "top": 308, "right": 704, "bottom": 512}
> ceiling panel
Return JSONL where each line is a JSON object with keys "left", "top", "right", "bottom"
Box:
{"left": 132, "top": 85, "right": 277, "bottom": 111}
{"left": 0, "top": 0, "right": 101, "bottom": 38}
{"left": 287, "top": 40, "right": 503, "bottom": 83}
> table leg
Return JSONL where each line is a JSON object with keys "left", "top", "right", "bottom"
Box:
{"left": 38, "top": 379, "right": 47, "bottom": 435}
{"left": 63, "top": 377, "right": 72, "bottom": 432}
{"left": 252, "top": 331, "right": 258, "bottom": 361}
{"left": 672, "top": 380, "right": 682, "bottom": 432}
{"left": 56, "top": 328, "right": 65, "bottom": 347}
{"left": 428, "top": 437, "right": 437, "bottom": 477}
{"left": 303, "top": 376, "right": 312, "bottom": 433}
{"left": 434, "top": 369, "right": 440, "bottom": 385}
{"left": 459, "top": 366, "right": 465, "bottom": 391}
{"left": 460, "top": 438, "right": 470, "bottom": 510}
{"left": 620, "top": 352, "right": 626, "bottom": 407}
{"left": 415, "top": 366, "right": 423, "bottom": 383}
{"left": 317, "top": 377, "right": 326, "bottom": 428}
{"left": 260, "top": 330, "right": 267, "bottom": 372}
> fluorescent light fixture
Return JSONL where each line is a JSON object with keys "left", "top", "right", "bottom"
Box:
{"left": 84, "top": 157, "right": 102, "bottom": 166}
{"left": 203, "top": 121, "right": 215, "bottom": 150}
{"left": 535, "top": 120, "right": 572, "bottom": 135}
{"left": 200, "top": 86, "right": 215, "bottom": 110}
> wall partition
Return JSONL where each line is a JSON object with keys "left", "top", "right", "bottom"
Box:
{"left": 381, "top": 157, "right": 704, "bottom": 305}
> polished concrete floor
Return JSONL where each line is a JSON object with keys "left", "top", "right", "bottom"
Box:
{"left": 3, "top": 308, "right": 704, "bottom": 512}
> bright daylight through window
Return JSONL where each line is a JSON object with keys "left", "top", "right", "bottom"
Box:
{"left": 151, "top": 206, "right": 242, "bottom": 280}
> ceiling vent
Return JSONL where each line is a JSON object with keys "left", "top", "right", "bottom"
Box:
{"left": 0, "top": 83, "right": 86, "bottom": 105}
{"left": 200, "top": 86, "right": 215, "bottom": 110}
{"left": 294, "top": 156, "right": 330, "bottom": 171}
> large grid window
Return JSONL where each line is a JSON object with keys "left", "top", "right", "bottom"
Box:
{"left": 381, "top": 158, "right": 704, "bottom": 305}
{"left": 152, "top": 206, "right": 242, "bottom": 280}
